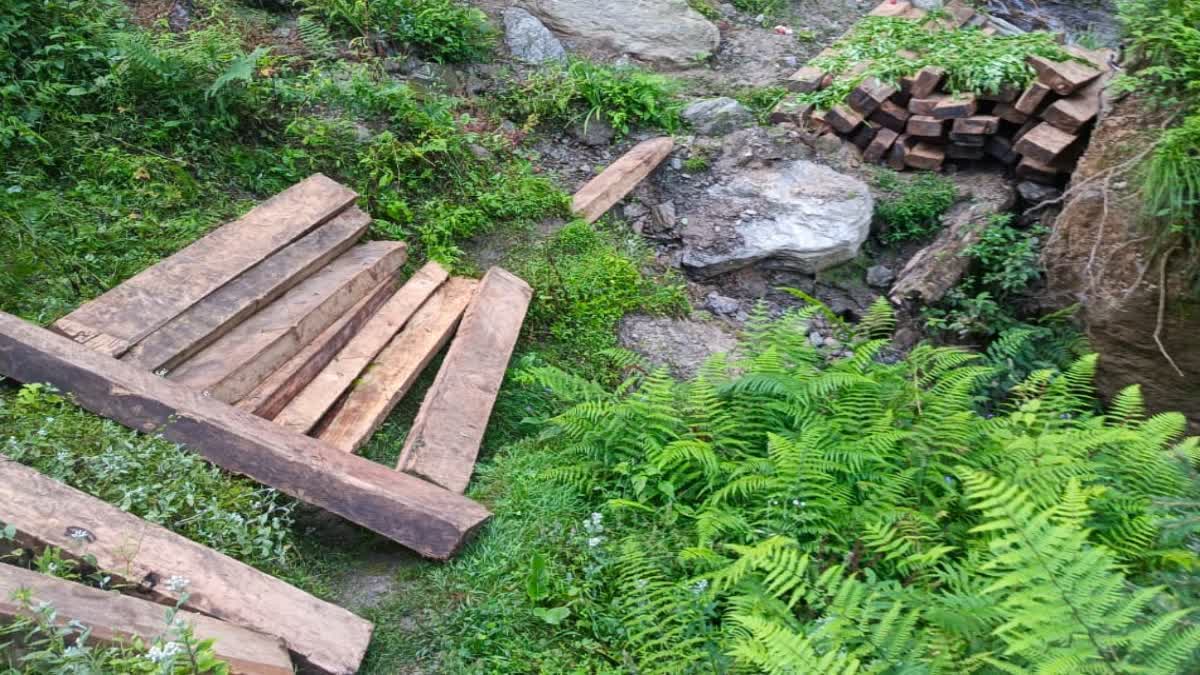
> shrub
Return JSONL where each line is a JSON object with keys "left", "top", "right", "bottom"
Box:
{"left": 300, "top": 0, "right": 494, "bottom": 63}
{"left": 874, "top": 171, "right": 958, "bottom": 243}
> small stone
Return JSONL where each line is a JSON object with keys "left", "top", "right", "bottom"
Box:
{"left": 671, "top": 157, "right": 684, "bottom": 170}
{"left": 624, "top": 202, "right": 649, "bottom": 219}
{"left": 503, "top": 8, "right": 567, "bottom": 63}
{"left": 1017, "top": 181, "right": 1062, "bottom": 204}
{"left": 569, "top": 116, "right": 615, "bottom": 146}
{"left": 651, "top": 202, "right": 677, "bottom": 227}
{"left": 682, "top": 97, "right": 755, "bottom": 136}
{"left": 866, "top": 265, "right": 895, "bottom": 288}
{"left": 809, "top": 332, "right": 825, "bottom": 347}
{"left": 823, "top": 337, "right": 842, "bottom": 349}
{"left": 705, "top": 292, "right": 741, "bottom": 316}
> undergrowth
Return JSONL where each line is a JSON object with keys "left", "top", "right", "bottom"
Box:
{"left": 298, "top": 0, "right": 495, "bottom": 63}
{"left": 873, "top": 170, "right": 958, "bottom": 243}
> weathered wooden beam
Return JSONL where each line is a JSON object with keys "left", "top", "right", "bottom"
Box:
{"left": 863, "top": 126, "right": 899, "bottom": 162}
{"left": 397, "top": 268, "right": 532, "bottom": 493}
{"left": 170, "top": 242, "right": 407, "bottom": 403}
{"left": 904, "top": 141, "right": 946, "bottom": 171}
{"left": 1029, "top": 55, "right": 1101, "bottom": 96}
{"left": 993, "top": 102, "right": 1030, "bottom": 124}
{"left": 870, "top": 99, "right": 911, "bottom": 132}
{"left": 275, "top": 262, "right": 449, "bottom": 434}
{"left": 910, "top": 67, "right": 946, "bottom": 99}
{"left": 0, "top": 459, "right": 370, "bottom": 674}
{"left": 1013, "top": 80, "right": 1053, "bottom": 115}
{"left": 0, "top": 563, "right": 293, "bottom": 675}
{"left": 930, "top": 94, "right": 978, "bottom": 120}
{"left": 785, "top": 65, "right": 826, "bottom": 93}
{"left": 1041, "top": 80, "right": 1103, "bottom": 134}
{"left": 951, "top": 115, "right": 1000, "bottom": 136}
{"left": 572, "top": 137, "right": 674, "bottom": 224}
{"left": 122, "top": 208, "right": 371, "bottom": 373}
{"left": 1013, "top": 122, "right": 1078, "bottom": 164}
{"left": 906, "top": 115, "right": 945, "bottom": 139}
{"left": 53, "top": 175, "right": 357, "bottom": 357}
{"left": 0, "top": 311, "right": 492, "bottom": 560}
{"left": 317, "top": 278, "right": 478, "bottom": 454}
{"left": 825, "top": 104, "right": 864, "bottom": 134}
{"left": 848, "top": 78, "right": 897, "bottom": 117}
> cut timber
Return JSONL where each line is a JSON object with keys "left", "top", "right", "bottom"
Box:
{"left": 769, "top": 95, "right": 811, "bottom": 125}
{"left": 864, "top": 127, "right": 899, "bottom": 162}
{"left": 275, "top": 262, "right": 450, "bottom": 434}
{"left": 850, "top": 120, "right": 880, "bottom": 150}
{"left": 993, "top": 102, "right": 1030, "bottom": 124}
{"left": 122, "top": 208, "right": 371, "bottom": 373}
{"left": 825, "top": 105, "right": 864, "bottom": 134}
{"left": 0, "top": 311, "right": 492, "bottom": 560}
{"left": 908, "top": 95, "right": 948, "bottom": 116}
{"left": 848, "top": 78, "right": 897, "bottom": 116}
{"left": 170, "top": 242, "right": 407, "bottom": 403}
{"left": 53, "top": 175, "right": 357, "bottom": 357}
{"left": 887, "top": 134, "right": 917, "bottom": 171}
{"left": 906, "top": 115, "right": 945, "bottom": 139}
{"left": 0, "top": 564, "right": 292, "bottom": 675}
{"left": 904, "top": 141, "right": 945, "bottom": 171}
{"left": 235, "top": 277, "right": 398, "bottom": 420}
{"left": 1016, "top": 156, "right": 1063, "bottom": 184}
{"left": 1014, "top": 80, "right": 1053, "bottom": 115}
{"left": 931, "top": 94, "right": 977, "bottom": 119}
{"left": 572, "top": 137, "right": 673, "bottom": 224}
{"left": 1013, "top": 122, "right": 1078, "bottom": 164}
{"left": 1029, "top": 55, "right": 1101, "bottom": 95}
{"left": 951, "top": 115, "right": 1000, "bottom": 136}
{"left": 397, "top": 268, "right": 532, "bottom": 493}
{"left": 910, "top": 67, "right": 946, "bottom": 98}
{"left": 785, "top": 65, "right": 826, "bottom": 93}
{"left": 1041, "top": 79, "right": 1103, "bottom": 134}
{"left": 317, "top": 278, "right": 478, "bottom": 453}
{"left": 870, "top": 99, "right": 911, "bottom": 132}
{"left": 0, "top": 459, "right": 370, "bottom": 674}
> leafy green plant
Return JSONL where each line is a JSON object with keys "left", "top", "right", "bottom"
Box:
{"left": 730, "top": 0, "right": 785, "bottom": 16}
{"left": 1142, "top": 113, "right": 1200, "bottom": 244}
{"left": 683, "top": 152, "right": 712, "bottom": 173}
{"left": 734, "top": 86, "right": 788, "bottom": 124}
{"left": 687, "top": 0, "right": 721, "bottom": 20}
{"left": 966, "top": 214, "right": 1047, "bottom": 296}
{"left": 300, "top": 0, "right": 494, "bottom": 62}
{"left": 874, "top": 171, "right": 958, "bottom": 243}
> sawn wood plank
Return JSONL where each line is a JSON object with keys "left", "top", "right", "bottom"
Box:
{"left": 572, "top": 137, "right": 674, "bottom": 224}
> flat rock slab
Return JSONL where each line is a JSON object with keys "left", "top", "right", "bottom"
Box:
{"left": 618, "top": 314, "right": 737, "bottom": 379}
{"left": 520, "top": 0, "right": 718, "bottom": 67}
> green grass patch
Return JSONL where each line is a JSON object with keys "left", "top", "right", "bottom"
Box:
{"left": 873, "top": 170, "right": 958, "bottom": 243}
{"left": 298, "top": 0, "right": 495, "bottom": 63}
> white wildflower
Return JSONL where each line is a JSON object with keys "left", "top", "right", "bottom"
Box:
{"left": 165, "top": 575, "right": 190, "bottom": 593}
{"left": 146, "top": 642, "right": 185, "bottom": 664}
{"left": 587, "top": 536, "right": 604, "bottom": 548}
{"left": 691, "top": 579, "right": 709, "bottom": 595}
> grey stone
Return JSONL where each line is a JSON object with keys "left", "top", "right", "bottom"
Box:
{"left": 618, "top": 314, "right": 738, "bottom": 378}
{"left": 705, "top": 292, "right": 741, "bottom": 316}
{"left": 652, "top": 202, "right": 677, "bottom": 228}
{"left": 569, "top": 115, "right": 615, "bottom": 146}
{"left": 866, "top": 265, "right": 895, "bottom": 288}
{"left": 1017, "top": 180, "right": 1062, "bottom": 205}
{"left": 624, "top": 202, "right": 649, "bottom": 219}
{"left": 520, "top": 0, "right": 719, "bottom": 67}
{"left": 912, "top": 0, "right": 944, "bottom": 9}
{"left": 680, "top": 161, "right": 874, "bottom": 277}
{"left": 682, "top": 97, "right": 755, "bottom": 137}
{"left": 503, "top": 8, "right": 567, "bottom": 63}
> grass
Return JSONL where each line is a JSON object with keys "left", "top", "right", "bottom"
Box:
{"left": 873, "top": 170, "right": 958, "bottom": 243}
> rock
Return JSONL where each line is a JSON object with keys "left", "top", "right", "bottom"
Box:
{"left": 503, "top": 8, "right": 567, "bottom": 63}
{"left": 168, "top": 0, "right": 194, "bottom": 32}
{"left": 680, "top": 161, "right": 874, "bottom": 277}
{"left": 704, "top": 292, "right": 741, "bottom": 316}
{"left": 568, "top": 115, "right": 615, "bottom": 146}
{"left": 912, "top": 0, "right": 944, "bottom": 10}
{"left": 624, "top": 202, "right": 649, "bottom": 219}
{"left": 618, "top": 314, "right": 738, "bottom": 378}
{"left": 1017, "top": 180, "right": 1062, "bottom": 205}
{"left": 682, "top": 97, "right": 755, "bottom": 136}
{"left": 651, "top": 202, "right": 677, "bottom": 228}
{"left": 866, "top": 265, "right": 895, "bottom": 288}
{"left": 520, "top": 0, "right": 720, "bottom": 67}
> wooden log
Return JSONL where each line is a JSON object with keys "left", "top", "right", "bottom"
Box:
{"left": 53, "top": 175, "right": 357, "bottom": 357}
{"left": 572, "top": 137, "right": 673, "bottom": 224}
{"left": 825, "top": 104, "right": 864, "bottom": 134}
{"left": 122, "top": 208, "right": 371, "bottom": 373}
{"left": 904, "top": 142, "right": 945, "bottom": 171}
{"left": 906, "top": 115, "right": 945, "bottom": 139}
{"left": 1016, "top": 156, "right": 1064, "bottom": 184}
{"left": 951, "top": 115, "right": 1000, "bottom": 136}
{"left": 864, "top": 127, "right": 899, "bottom": 162}
{"left": 769, "top": 95, "right": 812, "bottom": 125}
{"left": 274, "top": 263, "right": 449, "bottom": 434}
{"left": 0, "top": 564, "right": 293, "bottom": 675}
{"left": 1029, "top": 55, "right": 1101, "bottom": 96}
{"left": 235, "top": 277, "right": 398, "bottom": 420}
{"left": 908, "top": 94, "right": 947, "bottom": 116}
{"left": 316, "top": 278, "right": 477, "bottom": 454}
{"left": 1013, "top": 80, "right": 1053, "bottom": 115}
{"left": 848, "top": 78, "right": 897, "bottom": 117}
{"left": 169, "top": 242, "right": 407, "bottom": 403}
{"left": 397, "top": 268, "right": 532, "bottom": 494}
{"left": 887, "top": 134, "right": 917, "bottom": 171}
{"left": 0, "top": 459, "right": 371, "bottom": 674}
{"left": 1041, "top": 80, "right": 1103, "bottom": 134}
{"left": 0, "top": 312, "right": 492, "bottom": 560}
{"left": 931, "top": 94, "right": 978, "bottom": 119}
{"left": 870, "top": 99, "right": 911, "bottom": 132}
{"left": 910, "top": 67, "right": 946, "bottom": 98}
{"left": 1013, "top": 122, "right": 1078, "bottom": 164}
{"left": 785, "top": 66, "right": 826, "bottom": 93}
{"left": 993, "top": 102, "right": 1030, "bottom": 124}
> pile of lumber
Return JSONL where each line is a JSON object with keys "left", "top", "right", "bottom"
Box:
{"left": 770, "top": 0, "right": 1112, "bottom": 185}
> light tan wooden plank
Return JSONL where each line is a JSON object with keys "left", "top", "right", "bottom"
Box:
{"left": 316, "top": 278, "right": 477, "bottom": 453}
{"left": 0, "top": 563, "right": 292, "bottom": 675}
{"left": 0, "top": 311, "right": 492, "bottom": 560}
{"left": 275, "top": 262, "right": 450, "bottom": 434}
{"left": 235, "top": 277, "right": 399, "bottom": 420}
{"left": 0, "top": 458, "right": 370, "bottom": 674}
{"left": 572, "top": 137, "right": 674, "bottom": 224}
{"left": 169, "top": 241, "right": 407, "bottom": 403}
{"left": 396, "top": 268, "right": 532, "bottom": 493}
{"left": 122, "top": 207, "right": 371, "bottom": 373}
{"left": 54, "top": 174, "right": 358, "bottom": 356}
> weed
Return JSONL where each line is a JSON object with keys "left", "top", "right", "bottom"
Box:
{"left": 731, "top": 0, "right": 785, "bottom": 17}
{"left": 683, "top": 153, "right": 712, "bottom": 173}
{"left": 299, "top": 0, "right": 495, "bottom": 63}
{"left": 734, "top": 85, "right": 788, "bottom": 124}
{"left": 687, "top": 0, "right": 721, "bottom": 20}
{"left": 874, "top": 170, "right": 958, "bottom": 243}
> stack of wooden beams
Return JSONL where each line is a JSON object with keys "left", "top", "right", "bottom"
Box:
{"left": 769, "top": 0, "right": 1112, "bottom": 185}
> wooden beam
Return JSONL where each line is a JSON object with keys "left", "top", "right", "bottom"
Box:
{"left": 53, "top": 175, "right": 357, "bottom": 357}
{"left": 316, "top": 278, "right": 477, "bottom": 454}
{"left": 1014, "top": 80, "right": 1053, "bottom": 115}
{"left": 0, "top": 312, "right": 492, "bottom": 560}
{"left": 122, "top": 208, "right": 371, "bottom": 373}
{"left": 1013, "top": 122, "right": 1078, "bottom": 164}
{"left": 1029, "top": 55, "right": 1101, "bottom": 96}
{"left": 397, "top": 268, "right": 532, "bottom": 494}
{"left": 235, "top": 278, "right": 398, "bottom": 420}
{"left": 169, "top": 242, "right": 407, "bottom": 403}
{"left": 275, "top": 262, "right": 449, "bottom": 434}
{"left": 0, "top": 563, "right": 293, "bottom": 675}
{"left": 0, "top": 459, "right": 369, "bottom": 674}
{"left": 572, "top": 137, "right": 674, "bottom": 224}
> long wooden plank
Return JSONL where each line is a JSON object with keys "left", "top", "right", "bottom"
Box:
{"left": 317, "top": 278, "right": 477, "bottom": 453}
{"left": 0, "top": 458, "right": 370, "bottom": 674}
{"left": 169, "top": 241, "right": 407, "bottom": 403}
{"left": 0, "top": 311, "right": 492, "bottom": 560}
{"left": 275, "top": 262, "right": 450, "bottom": 434}
{"left": 235, "top": 277, "right": 399, "bottom": 420}
{"left": 0, "top": 563, "right": 292, "bottom": 675}
{"left": 122, "top": 207, "right": 372, "bottom": 373}
{"left": 572, "top": 137, "right": 674, "bottom": 224}
{"left": 397, "top": 268, "right": 532, "bottom": 493}
{"left": 54, "top": 174, "right": 357, "bottom": 356}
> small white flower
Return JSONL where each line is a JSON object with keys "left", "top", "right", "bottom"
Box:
{"left": 587, "top": 536, "right": 604, "bottom": 548}
{"left": 691, "top": 579, "right": 709, "bottom": 595}
{"left": 590, "top": 512, "right": 603, "bottom": 525}
{"left": 146, "top": 641, "right": 185, "bottom": 664}
{"left": 165, "top": 575, "right": 190, "bottom": 593}
{"left": 792, "top": 499, "right": 801, "bottom": 507}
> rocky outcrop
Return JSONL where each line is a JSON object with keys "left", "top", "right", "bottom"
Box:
{"left": 519, "top": 0, "right": 720, "bottom": 67}
{"left": 1042, "top": 95, "right": 1200, "bottom": 430}
{"left": 680, "top": 160, "right": 874, "bottom": 277}
{"left": 682, "top": 97, "right": 755, "bottom": 136}
{"left": 503, "top": 8, "right": 567, "bottom": 64}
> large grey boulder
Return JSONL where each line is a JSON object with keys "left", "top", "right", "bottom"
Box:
{"left": 680, "top": 161, "right": 874, "bottom": 277}
{"left": 503, "top": 8, "right": 567, "bottom": 63}
{"left": 520, "top": 0, "right": 720, "bottom": 67}
{"left": 682, "top": 97, "right": 755, "bottom": 136}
